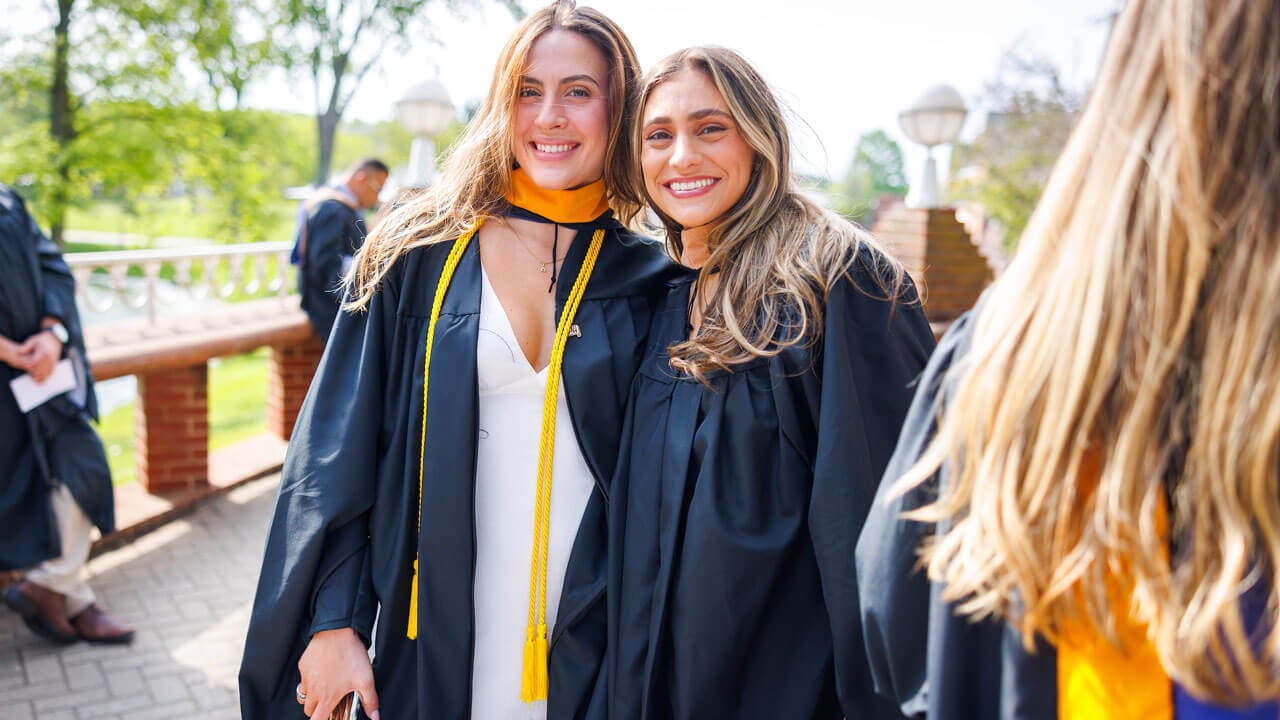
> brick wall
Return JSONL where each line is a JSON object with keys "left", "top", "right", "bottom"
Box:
{"left": 267, "top": 334, "right": 325, "bottom": 440}
{"left": 136, "top": 365, "right": 209, "bottom": 492}
{"left": 85, "top": 297, "right": 317, "bottom": 498}
{"left": 873, "top": 204, "right": 994, "bottom": 334}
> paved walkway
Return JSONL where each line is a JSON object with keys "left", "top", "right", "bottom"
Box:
{"left": 0, "top": 474, "right": 280, "bottom": 719}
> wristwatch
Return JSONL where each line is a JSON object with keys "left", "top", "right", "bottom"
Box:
{"left": 44, "top": 321, "right": 69, "bottom": 344}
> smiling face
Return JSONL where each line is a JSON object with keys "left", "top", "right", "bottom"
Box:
{"left": 511, "top": 29, "right": 611, "bottom": 191}
{"left": 640, "top": 68, "right": 755, "bottom": 240}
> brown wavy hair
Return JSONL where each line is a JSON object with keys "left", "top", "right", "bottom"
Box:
{"left": 636, "top": 47, "right": 904, "bottom": 382}
{"left": 899, "top": 0, "right": 1280, "bottom": 703}
{"left": 346, "top": 0, "right": 643, "bottom": 310}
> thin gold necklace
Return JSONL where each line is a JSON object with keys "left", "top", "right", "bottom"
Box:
{"left": 501, "top": 218, "right": 568, "bottom": 274}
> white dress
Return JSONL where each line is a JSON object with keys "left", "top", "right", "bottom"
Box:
{"left": 470, "top": 267, "right": 596, "bottom": 720}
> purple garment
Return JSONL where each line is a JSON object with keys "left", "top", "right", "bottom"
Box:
{"left": 1175, "top": 576, "right": 1278, "bottom": 719}
{"left": 1174, "top": 690, "right": 1276, "bottom": 719}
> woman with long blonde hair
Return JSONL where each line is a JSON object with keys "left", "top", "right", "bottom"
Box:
{"left": 857, "top": 1, "right": 1280, "bottom": 717}
{"left": 239, "top": 2, "right": 675, "bottom": 718}
{"left": 607, "top": 46, "right": 934, "bottom": 719}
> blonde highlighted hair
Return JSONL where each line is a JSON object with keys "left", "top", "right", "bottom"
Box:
{"left": 636, "top": 47, "right": 904, "bottom": 382}
{"left": 346, "top": 0, "right": 642, "bottom": 310}
{"left": 901, "top": 0, "right": 1280, "bottom": 703}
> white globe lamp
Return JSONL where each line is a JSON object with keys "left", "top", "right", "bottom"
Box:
{"left": 898, "top": 84, "right": 967, "bottom": 208}
{"left": 395, "top": 77, "right": 455, "bottom": 186}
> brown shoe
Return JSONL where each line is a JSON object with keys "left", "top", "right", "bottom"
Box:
{"left": 2, "top": 581, "right": 78, "bottom": 645}
{"left": 70, "top": 604, "right": 135, "bottom": 645}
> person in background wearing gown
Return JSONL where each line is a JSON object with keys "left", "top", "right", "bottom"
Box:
{"left": 294, "top": 158, "right": 390, "bottom": 341}
{"left": 856, "top": 1, "right": 1280, "bottom": 717}
{"left": 607, "top": 47, "right": 935, "bottom": 720}
{"left": 238, "top": 2, "right": 674, "bottom": 718}
{"left": 0, "top": 183, "right": 134, "bottom": 647}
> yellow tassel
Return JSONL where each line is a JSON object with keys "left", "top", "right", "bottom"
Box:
{"left": 407, "top": 557, "right": 419, "bottom": 639}
{"left": 520, "top": 628, "right": 539, "bottom": 702}
{"left": 533, "top": 623, "right": 549, "bottom": 699}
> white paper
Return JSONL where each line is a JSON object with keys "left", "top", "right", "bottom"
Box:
{"left": 9, "top": 358, "right": 76, "bottom": 413}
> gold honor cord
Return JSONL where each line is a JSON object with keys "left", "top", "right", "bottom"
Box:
{"left": 406, "top": 224, "right": 607, "bottom": 706}
{"left": 521, "top": 229, "right": 604, "bottom": 703}
{"left": 408, "top": 224, "right": 478, "bottom": 641}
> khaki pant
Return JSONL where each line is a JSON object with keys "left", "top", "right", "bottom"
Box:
{"left": 25, "top": 485, "right": 96, "bottom": 617}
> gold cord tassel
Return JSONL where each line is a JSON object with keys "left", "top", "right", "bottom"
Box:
{"left": 533, "top": 622, "right": 549, "bottom": 697}
{"left": 407, "top": 558, "right": 420, "bottom": 638}
{"left": 520, "top": 626, "right": 539, "bottom": 702}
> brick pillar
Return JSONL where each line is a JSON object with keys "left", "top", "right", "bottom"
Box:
{"left": 268, "top": 335, "right": 325, "bottom": 440}
{"left": 873, "top": 204, "right": 993, "bottom": 334}
{"left": 136, "top": 365, "right": 209, "bottom": 492}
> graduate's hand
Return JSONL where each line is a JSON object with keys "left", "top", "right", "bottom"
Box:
{"left": 298, "top": 627, "right": 380, "bottom": 720}
{"left": 0, "top": 334, "right": 27, "bottom": 370}
{"left": 18, "top": 330, "right": 61, "bottom": 382}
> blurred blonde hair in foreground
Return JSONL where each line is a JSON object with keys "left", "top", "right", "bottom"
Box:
{"left": 899, "top": 0, "right": 1280, "bottom": 704}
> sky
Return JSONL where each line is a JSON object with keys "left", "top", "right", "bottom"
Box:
{"left": 10, "top": 0, "right": 1120, "bottom": 184}
{"left": 306, "top": 0, "right": 1121, "bottom": 183}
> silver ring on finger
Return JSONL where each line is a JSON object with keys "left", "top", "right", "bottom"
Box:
{"left": 296, "top": 682, "right": 308, "bottom": 704}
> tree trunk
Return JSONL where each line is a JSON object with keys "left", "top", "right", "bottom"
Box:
{"left": 49, "top": 0, "right": 76, "bottom": 247}
{"left": 315, "top": 109, "right": 340, "bottom": 186}
{"left": 313, "top": 50, "right": 348, "bottom": 187}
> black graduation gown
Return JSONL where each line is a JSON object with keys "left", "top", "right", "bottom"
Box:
{"left": 299, "top": 198, "right": 366, "bottom": 339}
{"left": 239, "top": 214, "right": 677, "bottom": 720}
{"left": 855, "top": 308, "right": 1060, "bottom": 720}
{"left": 608, "top": 248, "right": 936, "bottom": 720}
{"left": 0, "top": 185, "right": 112, "bottom": 571}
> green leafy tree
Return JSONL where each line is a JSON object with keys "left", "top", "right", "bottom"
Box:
{"left": 950, "top": 50, "right": 1085, "bottom": 249}
{"left": 137, "top": 0, "right": 298, "bottom": 242}
{"left": 281, "top": 0, "right": 523, "bottom": 185}
{"left": 332, "top": 118, "right": 414, "bottom": 174}
{"left": 177, "top": 108, "right": 313, "bottom": 242}
{"left": 0, "top": 0, "right": 192, "bottom": 244}
{"left": 833, "top": 130, "right": 908, "bottom": 225}
{"left": 183, "top": 0, "right": 280, "bottom": 111}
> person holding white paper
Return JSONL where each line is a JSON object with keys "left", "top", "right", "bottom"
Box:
{"left": 0, "top": 183, "right": 133, "bottom": 645}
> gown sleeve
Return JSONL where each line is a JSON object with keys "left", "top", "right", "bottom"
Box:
{"left": 238, "top": 272, "right": 396, "bottom": 718}
{"left": 302, "top": 201, "right": 354, "bottom": 338}
{"left": 803, "top": 259, "right": 936, "bottom": 719}
{"left": 307, "top": 517, "right": 377, "bottom": 643}
{"left": 853, "top": 309, "right": 974, "bottom": 717}
{"left": 29, "top": 196, "right": 99, "bottom": 419}
{"left": 32, "top": 213, "right": 76, "bottom": 327}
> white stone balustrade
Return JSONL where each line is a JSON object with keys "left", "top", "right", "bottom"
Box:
{"left": 65, "top": 241, "right": 295, "bottom": 325}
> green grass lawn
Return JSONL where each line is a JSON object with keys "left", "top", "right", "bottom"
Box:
{"left": 66, "top": 197, "right": 296, "bottom": 244}
{"left": 96, "top": 349, "right": 269, "bottom": 486}
{"left": 65, "top": 241, "right": 134, "bottom": 253}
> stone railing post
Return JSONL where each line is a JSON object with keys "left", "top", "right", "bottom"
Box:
{"left": 136, "top": 365, "right": 209, "bottom": 491}
{"left": 67, "top": 241, "right": 293, "bottom": 325}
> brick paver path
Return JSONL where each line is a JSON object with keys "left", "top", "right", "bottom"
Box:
{"left": 0, "top": 474, "right": 280, "bottom": 719}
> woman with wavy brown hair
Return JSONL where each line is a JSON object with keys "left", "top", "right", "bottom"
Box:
{"left": 607, "top": 46, "right": 935, "bottom": 720}
{"left": 857, "top": 1, "right": 1280, "bottom": 718}
{"left": 239, "top": 2, "right": 675, "bottom": 718}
